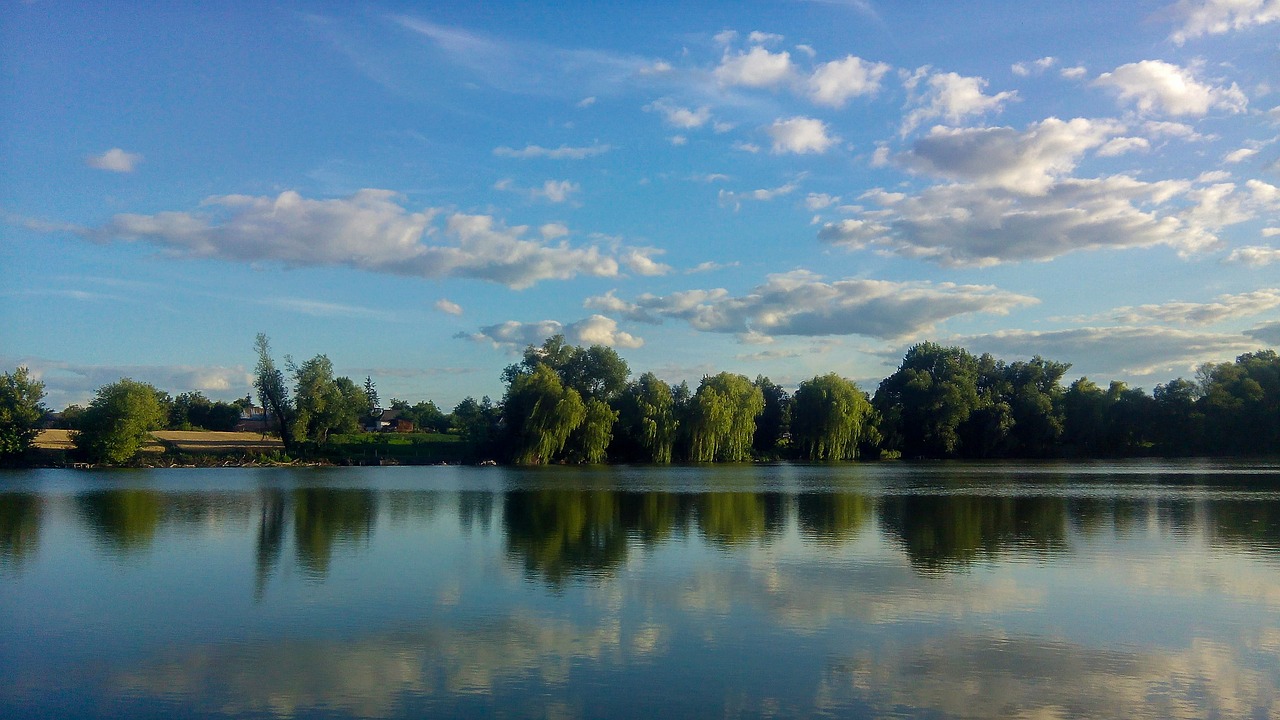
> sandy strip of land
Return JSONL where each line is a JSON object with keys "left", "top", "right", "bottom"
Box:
{"left": 35, "top": 429, "right": 283, "bottom": 453}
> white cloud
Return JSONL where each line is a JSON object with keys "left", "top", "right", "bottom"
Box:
{"left": 767, "top": 117, "right": 837, "bottom": 154}
{"left": 1166, "top": 0, "right": 1280, "bottom": 44}
{"left": 1093, "top": 60, "right": 1248, "bottom": 116}
{"left": 669, "top": 135, "right": 688, "bottom": 146}
{"left": 539, "top": 222, "right": 569, "bottom": 240}
{"left": 465, "top": 315, "right": 643, "bottom": 349}
{"left": 620, "top": 248, "right": 672, "bottom": 276}
{"left": 79, "top": 189, "right": 633, "bottom": 289}
{"left": 1224, "top": 147, "right": 1260, "bottom": 163}
{"left": 1011, "top": 56, "right": 1057, "bottom": 76}
{"left": 639, "top": 60, "right": 672, "bottom": 75}
{"left": 896, "top": 117, "right": 1125, "bottom": 194}
{"left": 1226, "top": 245, "right": 1280, "bottom": 265}
{"left": 435, "top": 299, "right": 464, "bottom": 315}
{"left": 534, "top": 179, "right": 579, "bottom": 203}
{"left": 819, "top": 175, "right": 1227, "bottom": 266}
{"left": 1077, "top": 289, "right": 1280, "bottom": 326}
{"left": 806, "top": 193, "right": 840, "bottom": 210}
{"left": 86, "top": 148, "right": 143, "bottom": 173}
{"left": 715, "top": 46, "right": 795, "bottom": 88}
{"left": 1097, "top": 136, "right": 1151, "bottom": 156}
{"left": 748, "top": 30, "right": 784, "bottom": 44}
{"left": 807, "top": 55, "right": 891, "bottom": 107}
{"left": 645, "top": 99, "right": 712, "bottom": 128}
{"left": 901, "top": 69, "right": 1017, "bottom": 135}
{"left": 1143, "top": 120, "right": 1211, "bottom": 141}
{"left": 493, "top": 143, "right": 611, "bottom": 159}
{"left": 954, "top": 326, "right": 1259, "bottom": 377}
{"left": 733, "top": 141, "right": 762, "bottom": 153}
{"left": 260, "top": 296, "right": 397, "bottom": 321}
{"left": 576, "top": 96, "right": 597, "bottom": 108}
{"left": 14, "top": 357, "right": 254, "bottom": 408}
{"left": 719, "top": 181, "right": 799, "bottom": 209}
{"left": 589, "top": 271, "right": 1036, "bottom": 340}
{"left": 1060, "top": 66, "right": 1088, "bottom": 80}
{"left": 1264, "top": 228, "right": 1280, "bottom": 237}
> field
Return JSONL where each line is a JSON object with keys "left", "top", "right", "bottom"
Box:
{"left": 34, "top": 429, "right": 283, "bottom": 454}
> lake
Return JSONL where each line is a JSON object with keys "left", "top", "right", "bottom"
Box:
{"left": 2, "top": 461, "right": 1279, "bottom": 719}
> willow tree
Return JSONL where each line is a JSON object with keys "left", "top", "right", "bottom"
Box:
{"left": 504, "top": 364, "right": 587, "bottom": 465}
{"left": 253, "top": 333, "right": 295, "bottom": 452}
{"left": 791, "top": 373, "right": 874, "bottom": 460}
{"left": 616, "top": 373, "right": 678, "bottom": 463}
{"left": 574, "top": 398, "right": 618, "bottom": 464}
{"left": 687, "top": 373, "right": 764, "bottom": 462}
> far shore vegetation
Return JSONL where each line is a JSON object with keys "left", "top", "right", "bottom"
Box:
{"left": 1, "top": 334, "right": 1277, "bottom": 468}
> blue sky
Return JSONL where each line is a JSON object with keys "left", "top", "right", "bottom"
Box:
{"left": 2, "top": 0, "right": 1278, "bottom": 410}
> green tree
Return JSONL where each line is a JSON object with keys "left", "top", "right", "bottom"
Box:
{"left": 791, "top": 373, "right": 875, "bottom": 461}
{"left": 752, "top": 375, "right": 791, "bottom": 456}
{"left": 451, "top": 396, "right": 500, "bottom": 461}
{"left": 615, "top": 373, "right": 678, "bottom": 463}
{"left": 73, "top": 379, "right": 168, "bottom": 464}
{"left": 572, "top": 398, "right": 618, "bottom": 463}
{"left": 503, "top": 364, "right": 587, "bottom": 464}
{"left": 687, "top": 373, "right": 764, "bottom": 462}
{"left": 290, "top": 355, "right": 362, "bottom": 443}
{"left": 0, "top": 366, "right": 47, "bottom": 463}
{"left": 253, "top": 333, "right": 295, "bottom": 452}
{"left": 168, "top": 391, "right": 240, "bottom": 431}
{"left": 874, "top": 343, "right": 981, "bottom": 458}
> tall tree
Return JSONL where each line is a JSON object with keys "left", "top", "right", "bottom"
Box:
{"left": 503, "top": 364, "right": 587, "bottom": 465}
{"left": 687, "top": 373, "right": 764, "bottom": 462}
{"left": 291, "top": 355, "right": 362, "bottom": 443}
{"left": 875, "top": 343, "right": 980, "bottom": 458}
{"left": 752, "top": 375, "right": 790, "bottom": 456}
{"left": 0, "top": 367, "right": 47, "bottom": 464}
{"left": 73, "top": 378, "right": 168, "bottom": 464}
{"left": 616, "top": 373, "right": 678, "bottom": 463}
{"left": 791, "top": 373, "right": 874, "bottom": 461}
{"left": 253, "top": 333, "right": 295, "bottom": 452}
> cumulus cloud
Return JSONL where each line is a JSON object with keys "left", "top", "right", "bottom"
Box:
{"left": 953, "top": 326, "right": 1259, "bottom": 377}
{"left": 13, "top": 357, "right": 253, "bottom": 408}
{"left": 1060, "top": 66, "right": 1088, "bottom": 80}
{"left": 1011, "top": 56, "right": 1057, "bottom": 77}
{"left": 1076, "top": 289, "right": 1280, "bottom": 326}
{"left": 819, "top": 175, "right": 1226, "bottom": 266}
{"left": 1224, "top": 147, "right": 1260, "bottom": 163}
{"left": 493, "top": 143, "right": 612, "bottom": 159}
{"left": 1093, "top": 60, "right": 1248, "bottom": 116}
{"left": 620, "top": 248, "right": 672, "bottom": 276}
{"left": 1165, "top": 0, "right": 1280, "bottom": 44}
{"left": 1226, "top": 245, "right": 1280, "bottom": 265}
{"left": 585, "top": 271, "right": 1036, "bottom": 340}
{"left": 896, "top": 117, "right": 1125, "bottom": 194}
{"left": 464, "top": 314, "right": 643, "bottom": 349}
{"left": 807, "top": 55, "right": 891, "bottom": 107}
{"left": 533, "top": 179, "right": 579, "bottom": 203}
{"left": 76, "top": 189, "right": 643, "bottom": 289}
{"left": 644, "top": 99, "right": 712, "bottom": 128}
{"left": 86, "top": 148, "right": 143, "bottom": 173}
{"left": 435, "top": 299, "right": 464, "bottom": 315}
{"left": 767, "top": 117, "right": 837, "bottom": 154}
{"left": 1097, "top": 137, "right": 1151, "bottom": 156}
{"left": 806, "top": 193, "right": 840, "bottom": 210}
{"left": 901, "top": 69, "right": 1017, "bottom": 135}
{"left": 715, "top": 46, "right": 795, "bottom": 88}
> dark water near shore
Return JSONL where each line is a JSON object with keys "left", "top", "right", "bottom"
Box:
{"left": 2, "top": 461, "right": 1279, "bottom": 719}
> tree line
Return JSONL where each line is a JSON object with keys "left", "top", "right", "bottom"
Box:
{"left": 0, "top": 335, "right": 1276, "bottom": 466}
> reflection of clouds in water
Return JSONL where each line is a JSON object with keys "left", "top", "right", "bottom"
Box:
{"left": 668, "top": 560, "right": 1042, "bottom": 632}
{"left": 816, "top": 634, "right": 1279, "bottom": 719}
{"left": 1079, "top": 548, "right": 1280, "bottom": 609}
{"left": 115, "top": 611, "right": 640, "bottom": 719}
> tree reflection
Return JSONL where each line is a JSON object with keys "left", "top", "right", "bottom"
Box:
{"left": 695, "top": 492, "right": 785, "bottom": 547}
{"left": 255, "top": 489, "right": 286, "bottom": 599}
{"left": 796, "top": 493, "right": 873, "bottom": 545}
{"left": 503, "top": 490, "right": 630, "bottom": 585}
{"left": 292, "top": 488, "right": 377, "bottom": 577}
{"left": 458, "top": 491, "right": 496, "bottom": 532}
{"left": 1207, "top": 500, "right": 1280, "bottom": 551}
{"left": 77, "top": 489, "right": 162, "bottom": 554}
{"left": 878, "top": 495, "right": 1068, "bottom": 571}
{"left": 0, "top": 493, "right": 41, "bottom": 566}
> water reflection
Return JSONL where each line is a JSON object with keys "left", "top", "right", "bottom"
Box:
{"left": 878, "top": 496, "right": 1069, "bottom": 570}
{"left": 0, "top": 493, "right": 40, "bottom": 566}
{"left": 76, "top": 489, "right": 163, "bottom": 553}
{"left": 292, "top": 488, "right": 376, "bottom": 577}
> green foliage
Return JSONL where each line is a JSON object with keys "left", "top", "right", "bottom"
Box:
{"left": 73, "top": 378, "right": 168, "bottom": 464}
{"left": 451, "top": 396, "right": 501, "bottom": 461}
{"left": 254, "top": 333, "right": 295, "bottom": 451}
{"left": 573, "top": 398, "right": 618, "bottom": 464}
{"left": 791, "top": 373, "right": 874, "bottom": 460}
{"left": 504, "top": 364, "right": 587, "bottom": 464}
{"left": 616, "top": 373, "right": 678, "bottom": 463}
{"left": 752, "top": 376, "right": 790, "bottom": 456}
{"left": 290, "top": 355, "right": 363, "bottom": 443}
{"left": 168, "top": 391, "right": 240, "bottom": 431}
{"left": 687, "top": 373, "right": 764, "bottom": 462}
{"left": 0, "top": 366, "right": 46, "bottom": 463}
{"left": 875, "top": 343, "right": 981, "bottom": 458}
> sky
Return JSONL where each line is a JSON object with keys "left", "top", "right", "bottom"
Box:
{"left": 1, "top": 0, "right": 1278, "bottom": 411}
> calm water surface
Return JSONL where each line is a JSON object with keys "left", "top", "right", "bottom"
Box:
{"left": 2, "top": 461, "right": 1279, "bottom": 719}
